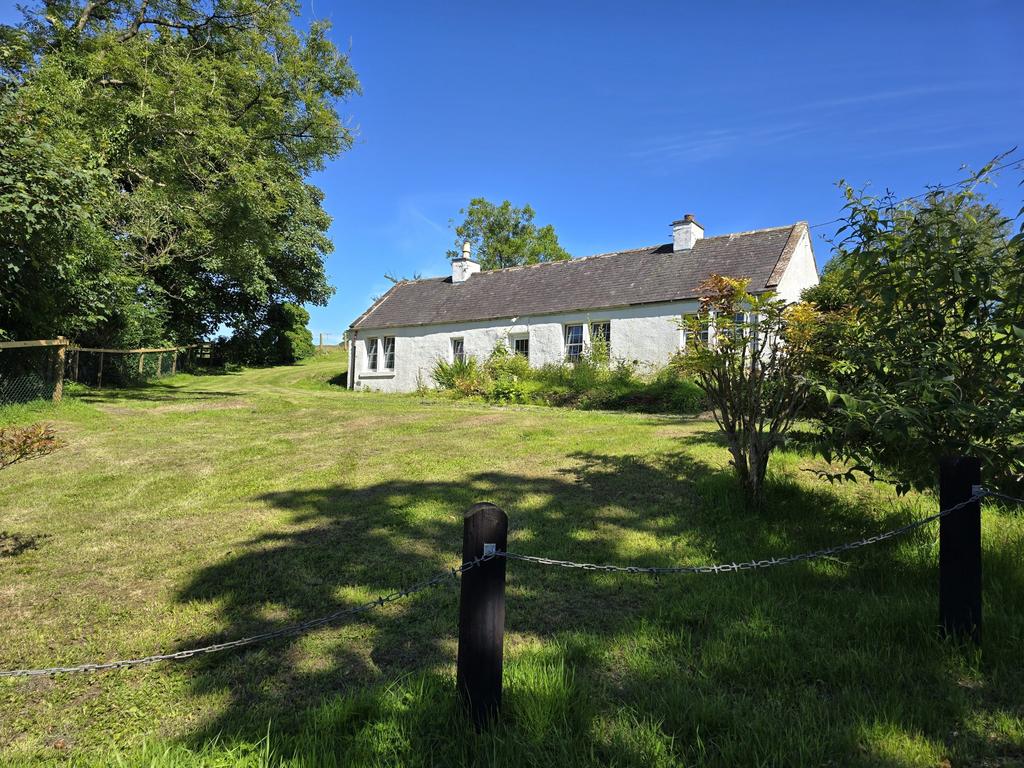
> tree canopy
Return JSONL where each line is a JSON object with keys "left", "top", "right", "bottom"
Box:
{"left": 0, "top": 0, "right": 359, "bottom": 347}
{"left": 447, "top": 198, "right": 570, "bottom": 271}
{"left": 801, "top": 161, "right": 1024, "bottom": 493}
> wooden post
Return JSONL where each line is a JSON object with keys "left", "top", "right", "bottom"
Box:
{"left": 138, "top": 352, "right": 145, "bottom": 375}
{"left": 52, "top": 338, "right": 66, "bottom": 403}
{"left": 457, "top": 502, "right": 508, "bottom": 728}
{"left": 171, "top": 351, "right": 177, "bottom": 375}
{"left": 97, "top": 351, "right": 104, "bottom": 389}
{"left": 157, "top": 352, "right": 164, "bottom": 377}
{"left": 939, "top": 456, "right": 982, "bottom": 644}
{"left": 73, "top": 349, "right": 79, "bottom": 382}
{"left": 319, "top": 332, "right": 324, "bottom": 350}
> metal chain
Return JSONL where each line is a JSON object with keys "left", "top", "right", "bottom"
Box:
{"left": 979, "top": 487, "right": 1024, "bottom": 508}
{"left": 499, "top": 493, "right": 986, "bottom": 576}
{"left": 0, "top": 554, "right": 494, "bottom": 678}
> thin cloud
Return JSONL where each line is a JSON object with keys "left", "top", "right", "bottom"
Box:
{"left": 631, "top": 82, "right": 995, "bottom": 167}
{"left": 631, "top": 122, "right": 814, "bottom": 163}
{"left": 791, "top": 83, "right": 985, "bottom": 112}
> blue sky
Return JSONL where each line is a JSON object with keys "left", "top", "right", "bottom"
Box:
{"left": 4, "top": 1, "right": 1022, "bottom": 337}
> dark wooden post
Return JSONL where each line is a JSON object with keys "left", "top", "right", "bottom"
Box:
{"left": 97, "top": 351, "right": 104, "bottom": 389}
{"left": 457, "top": 502, "right": 508, "bottom": 728}
{"left": 939, "top": 456, "right": 982, "bottom": 644}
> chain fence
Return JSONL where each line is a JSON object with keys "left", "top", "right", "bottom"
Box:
{"left": 0, "top": 554, "right": 495, "bottom": 678}
{"left": 980, "top": 489, "right": 1024, "bottom": 509}
{"left": 0, "top": 489, "right": 1008, "bottom": 679}
{"left": 499, "top": 492, "right": 987, "bottom": 575}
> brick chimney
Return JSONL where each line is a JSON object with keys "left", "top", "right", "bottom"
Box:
{"left": 672, "top": 214, "right": 704, "bottom": 251}
{"left": 452, "top": 240, "right": 480, "bottom": 283}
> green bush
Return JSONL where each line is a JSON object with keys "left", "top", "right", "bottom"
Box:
{"left": 431, "top": 341, "right": 704, "bottom": 414}
{"left": 488, "top": 375, "right": 526, "bottom": 404}
{"left": 431, "top": 355, "right": 488, "bottom": 396}
{"left": 484, "top": 342, "right": 531, "bottom": 380}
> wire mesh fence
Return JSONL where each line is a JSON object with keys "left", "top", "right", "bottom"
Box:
{"left": 66, "top": 347, "right": 198, "bottom": 388}
{"left": 0, "top": 341, "right": 210, "bottom": 404}
{"left": 0, "top": 340, "right": 66, "bottom": 406}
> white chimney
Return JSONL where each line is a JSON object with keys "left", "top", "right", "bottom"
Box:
{"left": 672, "top": 213, "right": 704, "bottom": 251}
{"left": 452, "top": 240, "right": 480, "bottom": 283}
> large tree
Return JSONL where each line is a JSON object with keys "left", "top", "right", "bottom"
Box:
{"left": 447, "top": 198, "right": 570, "bottom": 271}
{"left": 801, "top": 161, "right": 1024, "bottom": 493}
{"left": 0, "top": 0, "right": 359, "bottom": 346}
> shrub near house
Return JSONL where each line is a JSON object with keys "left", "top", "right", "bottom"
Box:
{"left": 430, "top": 342, "right": 705, "bottom": 413}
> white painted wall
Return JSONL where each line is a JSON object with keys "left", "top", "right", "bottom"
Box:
{"left": 774, "top": 228, "right": 819, "bottom": 303}
{"left": 351, "top": 300, "right": 704, "bottom": 393}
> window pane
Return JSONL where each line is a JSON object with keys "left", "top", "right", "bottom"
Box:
{"left": 590, "top": 322, "right": 611, "bottom": 355}
{"left": 565, "top": 324, "right": 584, "bottom": 362}
{"left": 513, "top": 337, "right": 529, "bottom": 358}
{"left": 383, "top": 337, "right": 395, "bottom": 369}
{"left": 452, "top": 338, "right": 465, "bottom": 363}
{"left": 683, "top": 315, "right": 709, "bottom": 347}
{"left": 367, "top": 338, "right": 378, "bottom": 370}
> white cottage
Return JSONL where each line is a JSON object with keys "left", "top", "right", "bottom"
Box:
{"left": 346, "top": 215, "right": 818, "bottom": 393}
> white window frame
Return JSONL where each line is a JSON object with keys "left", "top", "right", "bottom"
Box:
{"left": 382, "top": 336, "right": 395, "bottom": 370}
{"left": 510, "top": 335, "right": 530, "bottom": 360}
{"left": 366, "top": 337, "right": 379, "bottom": 371}
{"left": 564, "top": 324, "right": 584, "bottom": 362}
{"left": 451, "top": 337, "right": 465, "bottom": 363}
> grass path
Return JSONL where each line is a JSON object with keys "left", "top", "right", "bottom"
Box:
{"left": 1, "top": 352, "right": 1022, "bottom": 766}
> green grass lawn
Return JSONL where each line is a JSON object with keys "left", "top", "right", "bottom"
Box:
{"left": 1, "top": 351, "right": 1022, "bottom": 767}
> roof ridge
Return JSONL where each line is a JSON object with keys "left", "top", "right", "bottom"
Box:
{"left": 703, "top": 223, "right": 796, "bottom": 240}
{"left": 477, "top": 244, "right": 668, "bottom": 275}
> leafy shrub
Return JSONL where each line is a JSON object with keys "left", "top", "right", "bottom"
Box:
{"left": 484, "top": 342, "right": 531, "bottom": 380}
{"left": 488, "top": 375, "right": 526, "bottom": 404}
{"left": 432, "top": 355, "right": 488, "bottom": 395}
{"left": 431, "top": 341, "right": 704, "bottom": 414}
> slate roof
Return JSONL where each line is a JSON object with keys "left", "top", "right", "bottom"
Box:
{"left": 351, "top": 222, "right": 808, "bottom": 330}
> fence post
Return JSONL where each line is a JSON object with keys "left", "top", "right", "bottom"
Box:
{"left": 139, "top": 352, "right": 145, "bottom": 375}
{"left": 457, "top": 502, "right": 508, "bottom": 729}
{"left": 52, "top": 338, "right": 66, "bottom": 403}
{"left": 73, "top": 349, "right": 79, "bottom": 382}
{"left": 939, "top": 456, "right": 982, "bottom": 644}
{"left": 97, "top": 351, "right": 104, "bottom": 389}
{"left": 171, "top": 350, "right": 177, "bottom": 375}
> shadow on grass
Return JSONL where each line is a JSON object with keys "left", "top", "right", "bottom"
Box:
{"left": 165, "top": 447, "right": 1024, "bottom": 765}
{"left": 74, "top": 387, "right": 245, "bottom": 405}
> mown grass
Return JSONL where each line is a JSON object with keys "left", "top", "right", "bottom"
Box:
{"left": 1, "top": 350, "right": 1022, "bottom": 766}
